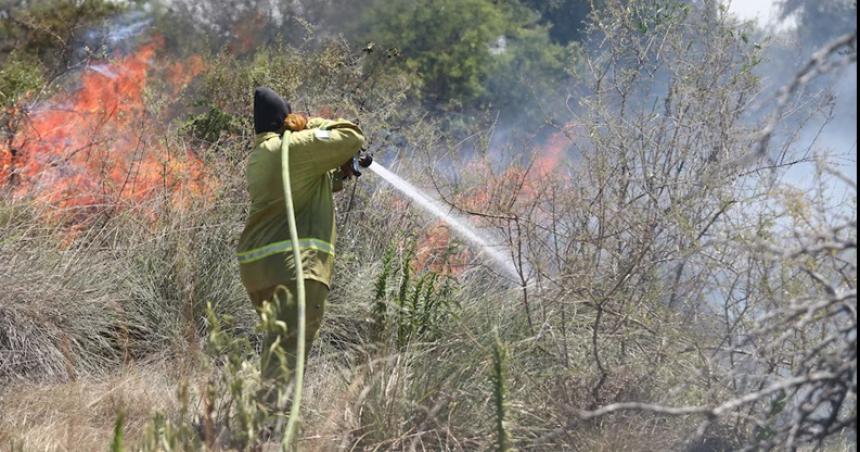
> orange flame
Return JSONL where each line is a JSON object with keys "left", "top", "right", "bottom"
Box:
{"left": 413, "top": 222, "right": 473, "bottom": 275}
{"left": 0, "top": 37, "right": 211, "bottom": 223}
{"left": 412, "top": 125, "right": 575, "bottom": 275}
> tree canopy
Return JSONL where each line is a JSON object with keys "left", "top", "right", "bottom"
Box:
{"left": 356, "top": 0, "right": 572, "bottom": 113}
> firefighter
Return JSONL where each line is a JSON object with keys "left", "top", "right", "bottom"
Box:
{"left": 237, "top": 87, "right": 365, "bottom": 411}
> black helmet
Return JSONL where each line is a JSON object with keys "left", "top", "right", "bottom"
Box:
{"left": 253, "top": 87, "right": 291, "bottom": 134}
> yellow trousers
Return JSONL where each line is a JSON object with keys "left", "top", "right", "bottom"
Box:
{"left": 247, "top": 279, "right": 328, "bottom": 410}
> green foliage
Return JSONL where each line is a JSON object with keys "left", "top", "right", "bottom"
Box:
{"left": 397, "top": 244, "right": 414, "bottom": 310}
{"left": 358, "top": 0, "right": 569, "bottom": 112}
{"left": 361, "top": 0, "right": 506, "bottom": 106}
{"left": 180, "top": 105, "right": 242, "bottom": 143}
{"left": 395, "top": 254, "right": 456, "bottom": 347}
{"left": 484, "top": 21, "right": 573, "bottom": 114}
{"left": 627, "top": 0, "right": 691, "bottom": 35}
{"left": 0, "top": 52, "right": 45, "bottom": 107}
{"left": 370, "top": 246, "right": 395, "bottom": 342}
{"left": 519, "top": 0, "right": 600, "bottom": 43}
{"left": 185, "top": 39, "right": 419, "bottom": 160}
{"left": 368, "top": 242, "right": 458, "bottom": 348}
{"left": 110, "top": 410, "right": 125, "bottom": 452}
{"left": 0, "top": 0, "right": 123, "bottom": 72}
{"left": 191, "top": 46, "right": 302, "bottom": 124}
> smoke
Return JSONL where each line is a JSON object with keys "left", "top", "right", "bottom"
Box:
{"left": 750, "top": 0, "right": 857, "bottom": 186}
{"left": 73, "top": 11, "right": 153, "bottom": 64}
{"left": 152, "top": 0, "right": 285, "bottom": 35}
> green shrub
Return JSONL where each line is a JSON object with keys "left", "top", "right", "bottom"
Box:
{"left": 0, "top": 52, "right": 45, "bottom": 107}
{"left": 180, "top": 105, "right": 242, "bottom": 144}
{"left": 366, "top": 241, "right": 459, "bottom": 349}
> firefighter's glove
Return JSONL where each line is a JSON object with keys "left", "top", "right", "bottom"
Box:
{"left": 340, "top": 158, "right": 360, "bottom": 179}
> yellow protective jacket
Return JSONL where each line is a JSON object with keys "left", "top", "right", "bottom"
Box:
{"left": 237, "top": 117, "right": 365, "bottom": 291}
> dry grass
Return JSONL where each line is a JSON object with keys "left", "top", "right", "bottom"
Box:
{"left": 0, "top": 361, "right": 190, "bottom": 451}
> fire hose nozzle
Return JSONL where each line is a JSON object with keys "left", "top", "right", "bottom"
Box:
{"left": 347, "top": 151, "right": 372, "bottom": 178}
{"left": 357, "top": 152, "right": 373, "bottom": 168}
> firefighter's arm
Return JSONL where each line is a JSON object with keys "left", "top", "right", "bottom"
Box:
{"left": 288, "top": 118, "right": 365, "bottom": 175}
{"left": 307, "top": 117, "right": 327, "bottom": 129}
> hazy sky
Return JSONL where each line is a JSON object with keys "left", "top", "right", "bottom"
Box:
{"left": 725, "top": 0, "right": 797, "bottom": 29}
{"left": 725, "top": 0, "right": 783, "bottom": 24}
{"left": 726, "top": 0, "right": 857, "bottom": 188}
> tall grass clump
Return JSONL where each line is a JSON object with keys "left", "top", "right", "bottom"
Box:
{"left": 0, "top": 148, "right": 256, "bottom": 384}
{"left": 135, "top": 302, "right": 262, "bottom": 450}
{"left": 0, "top": 202, "right": 125, "bottom": 380}
{"left": 370, "top": 246, "right": 395, "bottom": 343}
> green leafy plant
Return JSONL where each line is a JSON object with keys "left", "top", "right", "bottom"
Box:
{"left": 0, "top": 52, "right": 44, "bottom": 108}
{"left": 368, "top": 241, "right": 459, "bottom": 349}
{"left": 180, "top": 105, "right": 242, "bottom": 143}
{"left": 0, "top": 0, "right": 123, "bottom": 72}
{"left": 110, "top": 410, "right": 125, "bottom": 452}
{"left": 370, "top": 245, "right": 396, "bottom": 342}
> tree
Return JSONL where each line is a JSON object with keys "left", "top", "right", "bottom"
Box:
{"left": 519, "top": 0, "right": 601, "bottom": 44}
{"left": 357, "top": 0, "right": 569, "bottom": 113}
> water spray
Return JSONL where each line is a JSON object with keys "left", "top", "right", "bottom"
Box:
{"left": 357, "top": 155, "right": 521, "bottom": 280}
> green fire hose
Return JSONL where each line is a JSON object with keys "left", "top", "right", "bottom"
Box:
{"left": 277, "top": 130, "right": 370, "bottom": 449}
{"left": 280, "top": 131, "right": 305, "bottom": 449}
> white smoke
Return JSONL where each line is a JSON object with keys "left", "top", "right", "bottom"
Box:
{"left": 727, "top": 0, "right": 857, "bottom": 190}
{"left": 151, "top": 0, "right": 290, "bottom": 36}
{"left": 74, "top": 11, "right": 153, "bottom": 64}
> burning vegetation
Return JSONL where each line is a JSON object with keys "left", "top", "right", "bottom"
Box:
{"left": 0, "top": 0, "right": 856, "bottom": 451}
{"left": 1, "top": 36, "right": 211, "bottom": 224}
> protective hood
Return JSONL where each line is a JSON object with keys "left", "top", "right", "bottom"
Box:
{"left": 253, "top": 87, "right": 291, "bottom": 134}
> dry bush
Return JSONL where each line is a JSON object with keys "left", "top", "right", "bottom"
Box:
{"left": 429, "top": 1, "right": 857, "bottom": 450}
{"left": 414, "top": 0, "right": 856, "bottom": 450}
